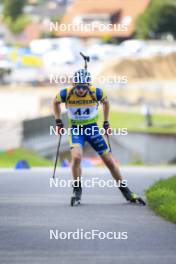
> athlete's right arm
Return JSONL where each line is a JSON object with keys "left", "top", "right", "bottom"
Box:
{"left": 53, "top": 96, "right": 61, "bottom": 119}
{"left": 53, "top": 91, "right": 65, "bottom": 134}
{"left": 53, "top": 89, "right": 67, "bottom": 119}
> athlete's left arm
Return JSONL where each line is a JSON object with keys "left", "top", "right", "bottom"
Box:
{"left": 102, "top": 96, "right": 110, "bottom": 122}
{"left": 96, "top": 88, "right": 110, "bottom": 122}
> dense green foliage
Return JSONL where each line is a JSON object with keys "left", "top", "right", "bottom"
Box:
{"left": 146, "top": 176, "right": 176, "bottom": 223}
{"left": 136, "top": 0, "right": 176, "bottom": 39}
{"left": 3, "top": 0, "right": 26, "bottom": 21}
{"left": 2, "top": 0, "right": 29, "bottom": 34}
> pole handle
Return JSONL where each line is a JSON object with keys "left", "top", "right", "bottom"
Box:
{"left": 80, "top": 52, "right": 90, "bottom": 70}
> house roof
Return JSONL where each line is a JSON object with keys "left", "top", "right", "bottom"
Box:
{"left": 57, "top": 0, "right": 150, "bottom": 38}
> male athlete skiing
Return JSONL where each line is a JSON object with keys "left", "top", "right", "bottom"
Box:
{"left": 53, "top": 53, "right": 145, "bottom": 206}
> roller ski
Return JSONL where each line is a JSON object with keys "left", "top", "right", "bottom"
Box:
{"left": 119, "top": 184, "right": 146, "bottom": 206}
{"left": 129, "top": 192, "right": 146, "bottom": 205}
{"left": 71, "top": 183, "right": 82, "bottom": 207}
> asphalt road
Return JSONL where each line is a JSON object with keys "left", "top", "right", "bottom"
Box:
{"left": 0, "top": 167, "right": 176, "bottom": 264}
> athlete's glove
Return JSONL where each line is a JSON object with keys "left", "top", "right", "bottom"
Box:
{"left": 55, "top": 119, "right": 64, "bottom": 135}
{"left": 103, "top": 121, "right": 112, "bottom": 135}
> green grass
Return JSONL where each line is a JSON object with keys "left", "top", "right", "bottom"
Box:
{"left": 0, "top": 148, "right": 53, "bottom": 168}
{"left": 99, "top": 111, "right": 176, "bottom": 134}
{"left": 146, "top": 176, "right": 176, "bottom": 223}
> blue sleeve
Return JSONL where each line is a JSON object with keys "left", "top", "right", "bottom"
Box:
{"left": 96, "top": 88, "right": 105, "bottom": 101}
{"left": 57, "top": 88, "right": 67, "bottom": 102}
{"left": 60, "top": 89, "right": 67, "bottom": 102}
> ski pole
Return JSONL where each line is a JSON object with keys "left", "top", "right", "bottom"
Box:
{"left": 52, "top": 134, "right": 62, "bottom": 179}
{"left": 106, "top": 134, "right": 112, "bottom": 153}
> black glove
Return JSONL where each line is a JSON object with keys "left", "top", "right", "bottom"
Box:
{"left": 103, "top": 121, "right": 112, "bottom": 135}
{"left": 55, "top": 119, "right": 64, "bottom": 134}
{"left": 103, "top": 121, "right": 110, "bottom": 130}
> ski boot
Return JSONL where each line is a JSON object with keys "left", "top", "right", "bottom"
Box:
{"left": 71, "top": 182, "right": 82, "bottom": 206}
{"left": 119, "top": 184, "right": 146, "bottom": 206}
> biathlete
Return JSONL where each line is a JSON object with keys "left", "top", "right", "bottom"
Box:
{"left": 53, "top": 65, "right": 145, "bottom": 206}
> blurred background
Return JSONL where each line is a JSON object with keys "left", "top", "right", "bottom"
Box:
{"left": 0, "top": 0, "right": 176, "bottom": 168}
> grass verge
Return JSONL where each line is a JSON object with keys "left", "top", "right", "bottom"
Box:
{"left": 0, "top": 148, "right": 53, "bottom": 168}
{"left": 146, "top": 176, "right": 176, "bottom": 223}
{"left": 99, "top": 111, "right": 176, "bottom": 134}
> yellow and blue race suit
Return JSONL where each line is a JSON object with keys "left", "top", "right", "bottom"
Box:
{"left": 56, "top": 85, "right": 110, "bottom": 156}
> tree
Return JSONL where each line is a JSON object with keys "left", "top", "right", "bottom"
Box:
{"left": 136, "top": 0, "right": 176, "bottom": 39}
{"left": 2, "top": 0, "right": 29, "bottom": 34}
{"left": 3, "top": 0, "right": 26, "bottom": 21}
{"left": 5, "top": 15, "right": 30, "bottom": 34}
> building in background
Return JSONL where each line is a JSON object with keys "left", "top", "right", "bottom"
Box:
{"left": 58, "top": 0, "right": 150, "bottom": 40}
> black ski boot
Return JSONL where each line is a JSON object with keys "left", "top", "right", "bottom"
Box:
{"left": 71, "top": 181, "right": 82, "bottom": 206}
{"left": 119, "top": 183, "right": 146, "bottom": 206}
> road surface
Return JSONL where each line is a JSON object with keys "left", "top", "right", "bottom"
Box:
{"left": 0, "top": 167, "right": 176, "bottom": 264}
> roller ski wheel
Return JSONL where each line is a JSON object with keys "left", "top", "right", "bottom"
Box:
{"left": 119, "top": 185, "right": 146, "bottom": 206}
{"left": 130, "top": 192, "right": 146, "bottom": 206}
{"left": 70, "top": 196, "right": 81, "bottom": 206}
{"left": 70, "top": 186, "right": 82, "bottom": 207}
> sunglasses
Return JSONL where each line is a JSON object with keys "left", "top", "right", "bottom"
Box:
{"left": 75, "top": 84, "right": 89, "bottom": 90}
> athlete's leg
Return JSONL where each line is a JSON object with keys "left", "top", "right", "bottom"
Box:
{"left": 70, "top": 144, "right": 83, "bottom": 204}
{"left": 71, "top": 144, "right": 83, "bottom": 182}
{"left": 70, "top": 126, "right": 84, "bottom": 203}
{"left": 101, "top": 152, "right": 145, "bottom": 203}
{"left": 86, "top": 124, "right": 144, "bottom": 202}
{"left": 101, "top": 152, "right": 123, "bottom": 183}
{"left": 85, "top": 123, "right": 122, "bottom": 182}
{"left": 69, "top": 125, "right": 85, "bottom": 183}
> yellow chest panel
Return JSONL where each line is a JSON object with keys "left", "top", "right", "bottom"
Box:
{"left": 66, "top": 86, "right": 97, "bottom": 107}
